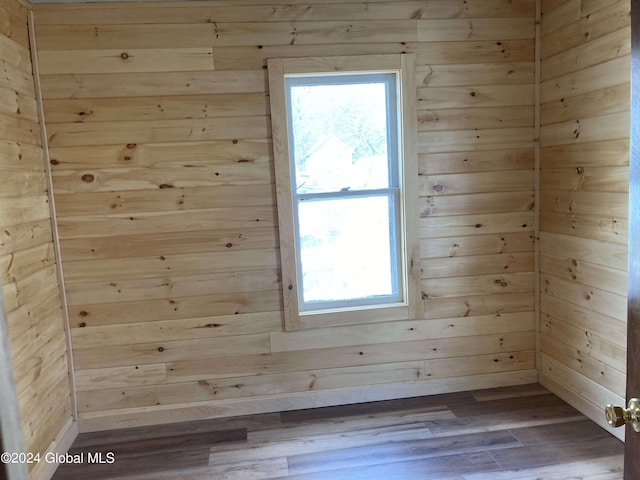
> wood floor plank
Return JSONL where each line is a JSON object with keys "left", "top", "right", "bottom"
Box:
{"left": 425, "top": 404, "right": 584, "bottom": 438}
{"left": 72, "top": 413, "right": 280, "bottom": 449}
{"left": 209, "top": 423, "right": 438, "bottom": 466}
{"left": 463, "top": 455, "right": 623, "bottom": 479}
{"left": 447, "top": 392, "right": 563, "bottom": 417}
{"left": 508, "top": 420, "right": 621, "bottom": 446}
{"left": 278, "top": 451, "right": 501, "bottom": 480}
{"left": 249, "top": 406, "right": 453, "bottom": 443}
{"left": 489, "top": 436, "right": 623, "bottom": 470}
{"left": 69, "top": 429, "right": 247, "bottom": 458}
{"left": 287, "top": 430, "right": 520, "bottom": 475}
{"left": 122, "top": 458, "right": 289, "bottom": 480}
{"left": 54, "top": 448, "right": 211, "bottom": 480}
{"left": 279, "top": 391, "right": 475, "bottom": 424}
{"left": 471, "top": 384, "right": 550, "bottom": 402}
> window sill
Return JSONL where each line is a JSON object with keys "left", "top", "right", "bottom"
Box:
{"left": 298, "top": 303, "right": 411, "bottom": 330}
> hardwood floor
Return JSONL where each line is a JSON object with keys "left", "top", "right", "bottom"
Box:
{"left": 52, "top": 384, "right": 624, "bottom": 479}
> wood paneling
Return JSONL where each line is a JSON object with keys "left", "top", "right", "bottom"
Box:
{"left": 43, "top": 93, "right": 269, "bottom": 123}
{"left": 539, "top": 0, "right": 630, "bottom": 437}
{"left": 40, "top": 70, "right": 267, "bottom": 99}
{"left": 38, "top": 47, "right": 214, "bottom": 75}
{"left": 541, "top": 0, "right": 630, "bottom": 60}
{"left": 33, "top": 0, "right": 536, "bottom": 24}
{"left": 0, "top": 0, "right": 75, "bottom": 476}
{"left": 33, "top": 0, "right": 536, "bottom": 432}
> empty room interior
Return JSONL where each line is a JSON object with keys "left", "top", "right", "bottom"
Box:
{"left": 0, "top": 0, "right": 633, "bottom": 478}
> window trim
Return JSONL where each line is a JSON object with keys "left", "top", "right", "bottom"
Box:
{"left": 267, "top": 54, "right": 421, "bottom": 331}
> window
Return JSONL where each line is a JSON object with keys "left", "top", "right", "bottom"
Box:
{"left": 268, "top": 55, "right": 421, "bottom": 331}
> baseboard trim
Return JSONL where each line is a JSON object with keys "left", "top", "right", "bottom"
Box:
{"left": 539, "top": 371, "right": 625, "bottom": 442}
{"left": 29, "top": 417, "right": 78, "bottom": 480}
{"left": 78, "top": 369, "right": 537, "bottom": 432}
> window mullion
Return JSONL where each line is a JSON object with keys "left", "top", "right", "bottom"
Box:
{"left": 293, "top": 187, "right": 399, "bottom": 202}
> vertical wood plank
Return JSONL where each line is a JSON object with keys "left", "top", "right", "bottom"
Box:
{"left": 267, "top": 58, "right": 298, "bottom": 332}
{"left": 401, "top": 53, "right": 422, "bottom": 321}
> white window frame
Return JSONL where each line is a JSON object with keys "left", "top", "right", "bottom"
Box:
{"left": 268, "top": 54, "right": 421, "bottom": 331}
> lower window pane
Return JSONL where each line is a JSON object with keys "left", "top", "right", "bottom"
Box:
{"left": 297, "top": 195, "right": 397, "bottom": 306}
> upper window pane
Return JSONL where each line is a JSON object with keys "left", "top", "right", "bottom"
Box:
{"left": 286, "top": 74, "right": 396, "bottom": 194}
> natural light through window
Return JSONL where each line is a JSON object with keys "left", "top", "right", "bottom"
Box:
{"left": 286, "top": 74, "right": 401, "bottom": 311}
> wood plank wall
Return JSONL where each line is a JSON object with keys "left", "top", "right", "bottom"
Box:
{"left": 539, "top": 0, "right": 630, "bottom": 438}
{"left": 32, "top": 0, "right": 538, "bottom": 432}
{"left": 0, "top": 0, "right": 75, "bottom": 474}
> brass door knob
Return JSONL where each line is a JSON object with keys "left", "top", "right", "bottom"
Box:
{"left": 605, "top": 398, "right": 640, "bottom": 432}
